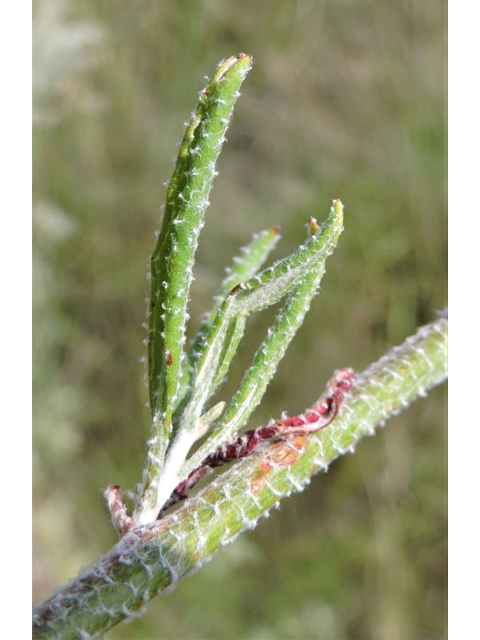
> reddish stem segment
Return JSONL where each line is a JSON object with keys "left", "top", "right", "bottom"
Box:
{"left": 104, "top": 485, "right": 134, "bottom": 535}
{"left": 159, "top": 368, "right": 354, "bottom": 516}
{"left": 105, "top": 369, "right": 354, "bottom": 529}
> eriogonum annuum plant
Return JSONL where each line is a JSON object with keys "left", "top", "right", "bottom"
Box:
{"left": 33, "top": 54, "right": 447, "bottom": 640}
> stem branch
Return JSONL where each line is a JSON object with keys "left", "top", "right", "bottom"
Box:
{"left": 33, "top": 315, "right": 447, "bottom": 640}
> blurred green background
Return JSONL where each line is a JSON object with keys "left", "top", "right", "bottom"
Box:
{"left": 33, "top": 0, "right": 447, "bottom": 638}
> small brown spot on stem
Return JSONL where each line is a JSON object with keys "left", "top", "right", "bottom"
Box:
{"left": 251, "top": 478, "right": 265, "bottom": 494}
{"left": 166, "top": 352, "right": 173, "bottom": 366}
{"left": 250, "top": 461, "right": 273, "bottom": 494}
{"left": 269, "top": 435, "right": 307, "bottom": 466}
{"left": 249, "top": 437, "right": 306, "bottom": 495}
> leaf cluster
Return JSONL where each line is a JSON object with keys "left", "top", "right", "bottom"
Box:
{"left": 134, "top": 55, "right": 344, "bottom": 524}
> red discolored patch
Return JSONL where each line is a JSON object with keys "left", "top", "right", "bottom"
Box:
{"left": 158, "top": 369, "right": 354, "bottom": 519}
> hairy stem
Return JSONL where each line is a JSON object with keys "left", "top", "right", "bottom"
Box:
{"left": 33, "top": 315, "right": 447, "bottom": 640}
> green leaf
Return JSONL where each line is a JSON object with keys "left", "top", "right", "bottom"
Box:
{"left": 148, "top": 54, "right": 253, "bottom": 427}
{"left": 183, "top": 259, "right": 327, "bottom": 476}
{"left": 175, "top": 226, "right": 281, "bottom": 415}
{"left": 140, "top": 54, "right": 253, "bottom": 520}
{"left": 182, "top": 200, "right": 344, "bottom": 434}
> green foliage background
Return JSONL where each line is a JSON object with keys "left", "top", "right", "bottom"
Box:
{"left": 33, "top": 1, "right": 447, "bottom": 638}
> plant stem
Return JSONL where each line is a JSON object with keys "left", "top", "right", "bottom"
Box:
{"left": 33, "top": 315, "right": 447, "bottom": 640}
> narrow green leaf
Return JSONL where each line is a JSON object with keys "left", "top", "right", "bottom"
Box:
{"left": 233, "top": 200, "right": 344, "bottom": 315}
{"left": 140, "top": 54, "right": 253, "bottom": 520}
{"left": 183, "top": 200, "right": 344, "bottom": 431}
{"left": 148, "top": 53, "right": 253, "bottom": 426}
{"left": 201, "top": 226, "right": 282, "bottom": 335}
{"left": 175, "top": 226, "right": 281, "bottom": 414}
{"left": 183, "top": 259, "right": 326, "bottom": 476}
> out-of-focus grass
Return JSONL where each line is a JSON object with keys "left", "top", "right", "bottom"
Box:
{"left": 33, "top": 1, "right": 446, "bottom": 638}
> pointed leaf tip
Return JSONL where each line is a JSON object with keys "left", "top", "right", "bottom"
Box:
{"left": 212, "top": 53, "right": 253, "bottom": 84}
